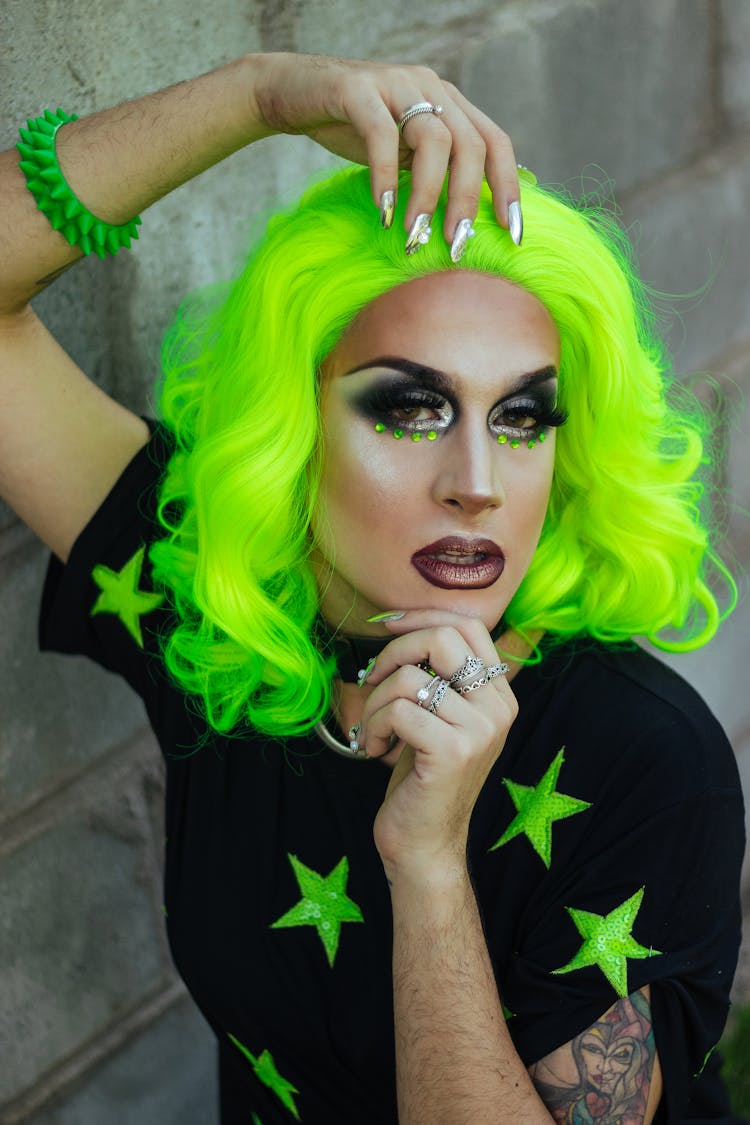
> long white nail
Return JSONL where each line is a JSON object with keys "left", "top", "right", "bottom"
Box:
{"left": 450, "top": 218, "right": 476, "bottom": 264}
{"left": 380, "top": 190, "right": 395, "bottom": 229}
{"left": 405, "top": 213, "right": 433, "bottom": 255}
{"left": 508, "top": 200, "right": 523, "bottom": 246}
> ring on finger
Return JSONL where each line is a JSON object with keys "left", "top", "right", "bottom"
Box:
{"left": 428, "top": 677, "right": 451, "bottom": 714}
{"left": 449, "top": 654, "right": 485, "bottom": 686}
{"left": 453, "top": 661, "right": 510, "bottom": 695}
{"left": 396, "top": 101, "right": 444, "bottom": 134}
{"left": 416, "top": 672, "right": 440, "bottom": 709}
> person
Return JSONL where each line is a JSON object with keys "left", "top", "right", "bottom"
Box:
{"left": 1, "top": 51, "right": 746, "bottom": 1125}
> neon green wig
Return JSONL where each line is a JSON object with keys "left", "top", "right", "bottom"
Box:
{"left": 149, "top": 165, "right": 736, "bottom": 738}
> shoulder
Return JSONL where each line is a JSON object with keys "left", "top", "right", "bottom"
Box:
{"left": 517, "top": 636, "right": 742, "bottom": 801}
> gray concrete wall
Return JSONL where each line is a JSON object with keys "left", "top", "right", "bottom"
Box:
{"left": 1, "top": 1, "right": 748, "bottom": 1120}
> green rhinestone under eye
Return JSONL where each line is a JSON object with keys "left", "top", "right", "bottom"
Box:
{"left": 427, "top": 431, "right": 437, "bottom": 441}
{"left": 497, "top": 434, "right": 508, "bottom": 445}
{"left": 374, "top": 422, "right": 386, "bottom": 433}
{"left": 527, "top": 439, "right": 536, "bottom": 448}
{"left": 411, "top": 432, "right": 422, "bottom": 442}
{"left": 539, "top": 431, "right": 546, "bottom": 442}
{"left": 393, "top": 429, "right": 404, "bottom": 439}
{"left": 510, "top": 440, "right": 521, "bottom": 449}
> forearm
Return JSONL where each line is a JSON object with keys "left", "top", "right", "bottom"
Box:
{"left": 0, "top": 53, "right": 277, "bottom": 314}
{"left": 389, "top": 866, "right": 551, "bottom": 1125}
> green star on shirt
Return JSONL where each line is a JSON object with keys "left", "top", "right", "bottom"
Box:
{"left": 488, "top": 747, "right": 591, "bottom": 868}
{"left": 228, "top": 1035, "right": 301, "bottom": 1120}
{"left": 552, "top": 886, "right": 661, "bottom": 998}
{"left": 271, "top": 853, "right": 364, "bottom": 968}
{"left": 90, "top": 545, "right": 163, "bottom": 649}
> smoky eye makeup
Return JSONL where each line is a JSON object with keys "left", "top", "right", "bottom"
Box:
{"left": 350, "top": 379, "right": 454, "bottom": 435}
{"left": 489, "top": 390, "right": 568, "bottom": 441}
{"left": 345, "top": 364, "right": 568, "bottom": 443}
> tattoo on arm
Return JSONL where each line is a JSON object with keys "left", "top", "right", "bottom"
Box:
{"left": 528, "top": 988, "right": 658, "bottom": 1124}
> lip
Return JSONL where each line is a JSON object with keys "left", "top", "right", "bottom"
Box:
{"left": 411, "top": 536, "right": 505, "bottom": 590}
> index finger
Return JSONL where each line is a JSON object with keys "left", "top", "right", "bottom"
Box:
{"left": 365, "top": 611, "right": 501, "bottom": 684}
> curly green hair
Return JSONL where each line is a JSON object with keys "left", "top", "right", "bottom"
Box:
{"left": 148, "top": 165, "right": 736, "bottom": 738}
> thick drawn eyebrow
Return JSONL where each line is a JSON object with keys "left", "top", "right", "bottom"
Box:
{"left": 343, "top": 356, "right": 558, "bottom": 398}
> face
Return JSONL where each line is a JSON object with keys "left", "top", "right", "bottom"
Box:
{"left": 312, "top": 271, "right": 562, "bottom": 634}
{"left": 580, "top": 1031, "right": 636, "bottom": 1093}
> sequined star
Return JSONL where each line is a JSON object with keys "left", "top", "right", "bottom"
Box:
{"left": 488, "top": 747, "right": 591, "bottom": 867}
{"left": 90, "top": 545, "right": 163, "bottom": 648}
{"left": 228, "top": 1035, "right": 300, "bottom": 1120}
{"left": 552, "top": 887, "right": 661, "bottom": 998}
{"left": 271, "top": 854, "right": 364, "bottom": 968}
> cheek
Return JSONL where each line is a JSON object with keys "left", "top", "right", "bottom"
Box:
{"left": 317, "top": 430, "right": 419, "bottom": 537}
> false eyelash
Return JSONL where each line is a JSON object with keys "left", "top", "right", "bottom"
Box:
{"left": 491, "top": 401, "right": 569, "bottom": 440}
{"left": 362, "top": 388, "right": 453, "bottom": 431}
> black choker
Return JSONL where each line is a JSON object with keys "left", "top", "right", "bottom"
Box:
{"left": 314, "top": 619, "right": 394, "bottom": 684}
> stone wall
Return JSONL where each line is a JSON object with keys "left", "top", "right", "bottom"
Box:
{"left": 1, "top": 1, "right": 748, "bottom": 1120}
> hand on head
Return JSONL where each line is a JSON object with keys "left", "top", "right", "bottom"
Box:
{"left": 252, "top": 53, "right": 522, "bottom": 253}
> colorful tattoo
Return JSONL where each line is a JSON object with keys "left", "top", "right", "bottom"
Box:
{"left": 529, "top": 988, "right": 657, "bottom": 1124}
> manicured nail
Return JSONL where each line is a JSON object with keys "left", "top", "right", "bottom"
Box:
{"left": 405, "top": 213, "right": 432, "bottom": 255}
{"left": 508, "top": 200, "right": 523, "bottom": 246}
{"left": 366, "top": 611, "right": 406, "bottom": 622}
{"left": 450, "top": 217, "right": 476, "bottom": 264}
{"left": 380, "top": 190, "right": 395, "bottom": 229}
{"left": 357, "top": 657, "right": 377, "bottom": 687}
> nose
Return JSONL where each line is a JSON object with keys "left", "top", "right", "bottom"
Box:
{"left": 432, "top": 418, "right": 506, "bottom": 516}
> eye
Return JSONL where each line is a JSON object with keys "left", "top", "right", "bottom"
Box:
{"left": 490, "top": 396, "right": 568, "bottom": 441}
{"left": 364, "top": 388, "right": 453, "bottom": 433}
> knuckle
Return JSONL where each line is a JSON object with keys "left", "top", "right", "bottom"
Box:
{"left": 415, "top": 64, "right": 440, "bottom": 84}
{"left": 391, "top": 696, "right": 412, "bottom": 723}
{"left": 395, "top": 665, "right": 417, "bottom": 692}
{"left": 458, "top": 132, "right": 487, "bottom": 161}
{"left": 434, "top": 625, "right": 459, "bottom": 650}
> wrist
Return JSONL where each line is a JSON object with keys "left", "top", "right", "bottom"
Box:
{"left": 237, "top": 53, "right": 279, "bottom": 140}
{"left": 240, "top": 52, "right": 308, "bottom": 140}
{"left": 383, "top": 854, "right": 471, "bottom": 899}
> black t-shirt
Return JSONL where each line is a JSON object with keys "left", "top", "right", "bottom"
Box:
{"left": 39, "top": 421, "right": 747, "bottom": 1125}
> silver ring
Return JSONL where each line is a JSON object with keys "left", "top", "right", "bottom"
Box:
{"left": 428, "top": 677, "right": 451, "bottom": 714}
{"left": 453, "top": 661, "right": 510, "bottom": 695}
{"left": 396, "top": 101, "right": 444, "bottom": 135}
{"left": 449, "top": 654, "right": 485, "bottom": 686}
{"left": 416, "top": 673, "right": 437, "bottom": 708}
{"left": 454, "top": 674, "right": 490, "bottom": 695}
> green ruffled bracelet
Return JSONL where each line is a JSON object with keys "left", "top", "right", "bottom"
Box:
{"left": 16, "top": 107, "right": 142, "bottom": 258}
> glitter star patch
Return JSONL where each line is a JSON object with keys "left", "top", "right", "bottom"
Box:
{"left": 90, "top": 545, "right": 163, "bottom": 648}
{"left": 228, "top": 1035, "right": 301, "bottom": 1120}
{"left": 552, "top": 887, "right": 661, "bottom": 998}
{"left": 489, "top": 747, "right": 591, "bottom": 868}
{"left": 270, "top": 854, "right": 364, "bottom": 968}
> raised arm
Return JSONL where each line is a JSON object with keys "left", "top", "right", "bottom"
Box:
{"left": 0, "top": 55, "right": 276, "bottom": 563}
{"left": 0, "top": 52, "right": 519, "bottom": 562}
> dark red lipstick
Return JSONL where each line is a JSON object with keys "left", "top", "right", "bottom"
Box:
{"left": 411, "top": 536, "right": 505, "bottom": 590}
